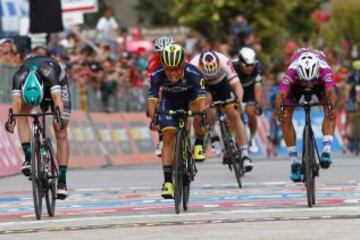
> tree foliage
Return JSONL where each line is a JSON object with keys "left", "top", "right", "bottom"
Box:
{"left": 321, "top": 0, "right": 360, "bottom": 53}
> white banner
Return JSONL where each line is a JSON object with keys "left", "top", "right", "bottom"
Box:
{"left": 61, "top": 0, "right": 98, "bottom": 14}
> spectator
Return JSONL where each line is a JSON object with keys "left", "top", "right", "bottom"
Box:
{"left": 95, "top": 8, "right": 119, "bottom": 44}
{"left": 0, "top": 38, "right": 18, "bottom": 66}
{"left": 229, "top": 15, "right": 254, "bottom": 50}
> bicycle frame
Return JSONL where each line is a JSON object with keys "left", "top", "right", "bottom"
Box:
{"left": 281, "top": 89, "right": 326, "bottom": 207}
{"left": 210, "top": 101, "right": 243, "bottom": 188}
{"left": 154, "top": 109, "right": 205, "bottom": 214}
{"left": 8, "top": 107, "right": 62, "bottom": 219}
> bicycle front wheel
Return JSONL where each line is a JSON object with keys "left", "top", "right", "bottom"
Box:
{"left": 174, "top": 132, "right": 184, "bottom": 214}
{"left": 303, "top": 125, "right": 315, "bottom": 208}
{"left": 31, "top": 140, "right": 43, "bottom": 220}
{"left": 45, "top": 144, "right": 57, "bottom": 217}
{"left": 230, "top": 141, "right": 242, "bottom": 188}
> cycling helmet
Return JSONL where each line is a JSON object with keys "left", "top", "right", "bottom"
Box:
{"left": 22, "top": 68, "right": 43, "bottom": 106}
{"left": 160, "top": 44, "right": 185, "bottom": 67}
{"left": 297, "top": 52, "right": 320, "bottom": 82}
{"left": 198, "top": 50, "right": 220, "bottom": 76}
{"left": 239, "top": 47, "right": 257, "bottom": 65}
{"left": 154, "top": 36, "right": 174, "bottom": 52}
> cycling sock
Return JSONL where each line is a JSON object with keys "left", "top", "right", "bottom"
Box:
{"left": 195, "top": 137, "right": 204, "bottom": 146}
{"left": 22, "top": 142, "right": 31, "bottom": 163}
{"left": 163, "top": 165, "right": 173, "bottom": 183}
{"left": 323, "top": 135, "right": 333, "bottom": 153}
{"left": 59, "top": 165, "right": 67, "bottom": 184}
{"left": 288, "top": 146, "right": 299, "bottom": 163}
{"left": 240, "top": 145, "right": 249, "bottom": 157}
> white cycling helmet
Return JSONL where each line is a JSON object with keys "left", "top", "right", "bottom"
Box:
{"left": 239, "top": 47, "right": 257, "bottom": 65}
{"left": 154, "top": 36, "right": 174, "bottom": 52}
{"left": 198, "top": 50, "right": 220, "bottom": 76}
{"left": 297, "top": 52, "right": 320, "bottom": 82}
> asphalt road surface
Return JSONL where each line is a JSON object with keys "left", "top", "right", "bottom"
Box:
{"left": 0, "top": 154, "right": 360, "bottom": 240}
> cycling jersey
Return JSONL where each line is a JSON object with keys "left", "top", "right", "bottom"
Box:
{"left": 147, "top": 53, "right": 162, "bottom": 76}
{"left": 280, "top": 48, "right": 334, "bottom": 93}
{"left": 148, "top": 63, "right": 206, "bottom": 129}
{"left": 233, "top": 61, "right": 263, "bottom": 102}
{"left": 347, "top": 70, "right": 360, "bottom": 102}
{"left": 12, "top": 56, "right": 71, "bottom": 119}
{"left": 190, "top": 51, "right": 238, "bottom": 85}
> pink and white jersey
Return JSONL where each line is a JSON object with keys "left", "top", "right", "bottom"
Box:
{"left": 280, "top": 48, "right": 334, "bottom": 92}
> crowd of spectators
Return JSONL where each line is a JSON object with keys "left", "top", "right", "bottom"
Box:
{"left": 0, "top": 4, "right": 358, "bottom": 114}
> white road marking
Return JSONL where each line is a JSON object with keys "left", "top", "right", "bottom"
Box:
{"left": 1, "top": 206, "right": 360, "bottom": 228}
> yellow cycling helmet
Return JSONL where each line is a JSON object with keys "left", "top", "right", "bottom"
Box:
{"left": 160, "top": 44, "right": 185, "bottom": 67}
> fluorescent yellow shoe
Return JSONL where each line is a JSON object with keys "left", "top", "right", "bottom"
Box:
{"left": 193, "top": 144, "right": 206, "bottom": 162}
{"left": 161, "top": 182, "right": 174, "bottom": 199}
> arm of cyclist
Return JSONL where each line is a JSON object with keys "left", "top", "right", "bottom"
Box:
{"left": 275, "top": 91, "right": 288, "bottom": 122}
{"left": 5, "top": 95, "right": 22, "bottom": 133}
{"left": 147, "top": 73, "right": 161, "bottom": 131}
{"left": 229, "top": 76, "right": 244, "bottom": 111}
{"left": 255, "top": 82, "right": 263, "bottom": 115}
{"left": 324, "top": 87, "right": 336, "bottom": 119}
{"left": 5, "top": 69, "right": 24, "bottom": 133}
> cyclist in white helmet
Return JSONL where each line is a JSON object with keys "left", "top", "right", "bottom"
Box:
{"left": 275, "top": 48, "right": 337, "bottom": 182}
{"left": 191, "top": 50, "right": 253, "bottom": 172}
{"left": 233, "top": 47, "right": 264, "bottom": 153}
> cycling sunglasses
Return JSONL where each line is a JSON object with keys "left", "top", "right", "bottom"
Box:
{"left": 241, "top": 62, "right": 255, "bottom": 68}
{"left": 164, "top": 66, "right": 184, "bottom": 73}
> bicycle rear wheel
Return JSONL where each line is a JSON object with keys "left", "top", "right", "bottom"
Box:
{"left": 31, "top": 140, "right": 43, "bottom": 220}
{"left": 303, "top": 125, "right": 315, "bottom": 208}
{"left": 174, "top": 132, "right": 184, "bottom": 214}
{"left": 45, "top": 143, "right": 57, "bottom": 217}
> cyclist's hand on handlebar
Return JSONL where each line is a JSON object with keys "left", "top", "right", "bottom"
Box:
{"left": 5, "top": 119, "right": 16, "bottom": 133}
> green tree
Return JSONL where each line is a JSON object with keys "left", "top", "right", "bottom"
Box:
{"left": 135, "top": 0, "right": 176, "bottom": 25}
{"left": 322, "top": 0, "right": 360, "bottom": 55}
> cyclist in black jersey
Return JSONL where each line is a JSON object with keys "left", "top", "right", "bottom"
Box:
{"left": 233, "top": 47, "right": 264, "bottom": 153}
{"left": 5, "top": 49, "right": 71, "bottom": 200}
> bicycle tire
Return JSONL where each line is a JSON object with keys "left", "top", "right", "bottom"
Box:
{"left": 45, "top": 143, "right": 57, "bottom": 217}
{"left": 174, "top": 131, "right": 184, "bottom": 214}
{"left": 183, "top": 139, "right": 192, "bottom": 211}
{"left": 303, "top": 125, "right": 315, "bottom": 208}
{"left": 31, "top": 140, "right": 43, "bottom": 220}
{"left": 229, "top": 141, "right": 242, "bottom": 188}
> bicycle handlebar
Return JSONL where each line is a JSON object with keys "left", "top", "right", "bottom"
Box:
{"left": 152, "top": 109, "right": 207, "bottom": 127}
{"left": 8, "top": 106, "right": 64, "bottom": 129}
{"left": 280, "top": 101, "right": 332, "bottom": 116}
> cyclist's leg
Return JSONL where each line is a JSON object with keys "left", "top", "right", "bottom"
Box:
{"left": 16, "top": 100, "right": 33, "bottom": 176}
{"left": 54, "top": 83, "right": 72, "bottom": 199}
{"left": 246, "top": 104, "right": 258, "bottom": 152}
{"left": 158, "top": 98, "right": 178, "bottom": 198}
{"left": 205, "top": 93, "right": 222, "bottom": 156}
{"left": 282, "top": 106, "right": 301, "bottom": 181}
{"left": 319, "top": 86, "right": 336, "bottom": 168}
{"left": 190, "top": 96, "right": 207, "bottom": 162}
{"left": 161, "top": 128, "right": 177, "bottom": 199}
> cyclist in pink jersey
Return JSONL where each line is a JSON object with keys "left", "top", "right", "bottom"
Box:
{"left": 275, "top": 48, "right": 337, "bottom": 182}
